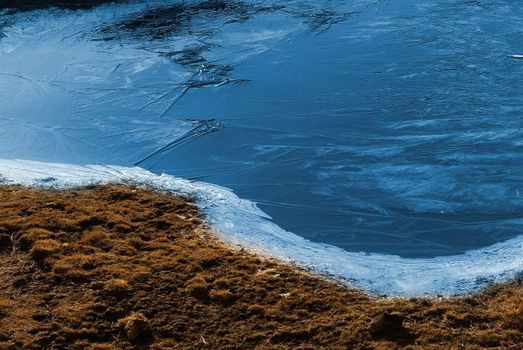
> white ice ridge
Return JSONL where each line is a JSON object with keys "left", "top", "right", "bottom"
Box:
{"left": 1, "top": 158, "right": 521, "bottom": 296}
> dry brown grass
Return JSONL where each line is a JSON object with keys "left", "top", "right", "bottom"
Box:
{"left": 0, "top": 184, "right": 521, "bottom": 349}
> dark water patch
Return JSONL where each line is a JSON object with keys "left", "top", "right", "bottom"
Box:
{"left": 96, "top": 1, "right": 288, "bottom": 101}
{"left": 100, "top": 0, "right": 284, "bottom": 40}
{"left": 95, "top": 0, "right": 364, "bottom": 99}
{"left": 285, "top": 6, "right": 359, "bottom": 33}
{"left": 161, "top": 44, "right": 239, "bottom": 86}
{"left": 0, "top": 0, "right": 122, "bottom": 13}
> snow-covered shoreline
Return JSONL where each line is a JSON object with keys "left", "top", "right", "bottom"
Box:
{"left": 1, "top": 158, "right": 521, "bottom": 297}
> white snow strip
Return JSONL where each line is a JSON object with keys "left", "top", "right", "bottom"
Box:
{"left": 0, "top": 158, "right": 521, "bottom": 296}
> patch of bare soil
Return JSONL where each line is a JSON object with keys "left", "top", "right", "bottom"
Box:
{"left": 0, "top": 184, "right": 521, "bottom": 349}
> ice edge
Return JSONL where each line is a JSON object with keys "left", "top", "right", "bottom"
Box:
{"left": 0, "top": 158, "right": 521, "bottom": 297}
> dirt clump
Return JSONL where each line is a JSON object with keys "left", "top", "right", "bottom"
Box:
{"left": 369, "top": 312, "right": 405, "bottom": 336}
{"left": 119, "top": 312, "right": 151, "bottom": 342}
{"left": 103, "top": 279, "right": 132, "bottom": 297}
{"left": 0, "top": 184, "right": 521, "bottom": 349}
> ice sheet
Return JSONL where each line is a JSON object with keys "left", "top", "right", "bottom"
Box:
{"left": 0, "top": 0, "right": 522, "bottom": 293}
{"left": 140, "top": 0, "right": 523, "bottom": 258}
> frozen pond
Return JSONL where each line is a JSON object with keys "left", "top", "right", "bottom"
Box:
{"left": 1, "top": 0, "right": 523, "bottom": 261}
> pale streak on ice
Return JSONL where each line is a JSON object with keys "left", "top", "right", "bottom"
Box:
{"left": 0, "top": 158, "right": 521, "bottom": 297}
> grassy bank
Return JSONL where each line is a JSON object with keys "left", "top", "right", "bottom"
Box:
{"left": 0, "top": 184, "right": 521, "bottom": 349}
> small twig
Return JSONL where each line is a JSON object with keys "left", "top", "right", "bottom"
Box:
{"left": 105, "top": 63, "right": 121, "bottom": 80}
{"left": 159, "top": 86, "right": 190, "bottom": 118}
{"left": 10, "top": 233, "right": 16, "bottom": 254}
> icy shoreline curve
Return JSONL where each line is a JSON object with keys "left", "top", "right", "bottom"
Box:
{"left": 1, "top": 158, "right": 522, "bottom": 296}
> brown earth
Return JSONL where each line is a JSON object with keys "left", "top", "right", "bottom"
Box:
{"left": 0, "top": 184, "right": 521, "bottom": 349}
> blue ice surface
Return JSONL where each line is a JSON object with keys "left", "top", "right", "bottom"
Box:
{"left": 1, "top": 0, "right": 523, "bottom": 258}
